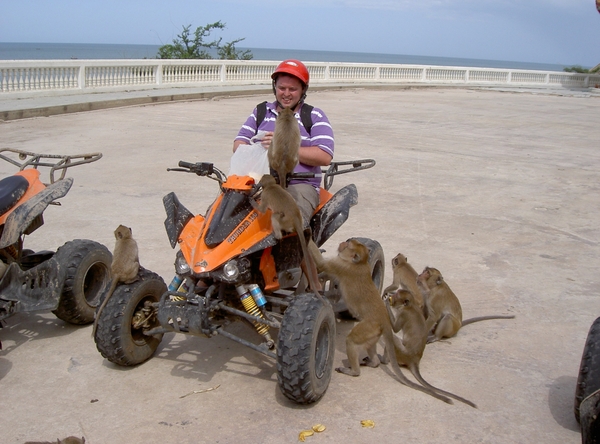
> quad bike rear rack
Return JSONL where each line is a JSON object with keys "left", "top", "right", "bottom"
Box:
{"left": 322, "top": 159, "right": 375, "bottom": 191}
{"left": 0, "top": 148, "right": 103, "bottom": 184}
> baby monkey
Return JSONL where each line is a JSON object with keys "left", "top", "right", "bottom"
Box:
{"left": 268, "top": 107, "right": 300, "bottom": 188}
{"left": 382, "top": 253, "right": 424, "bottom": 310}
{"left": 92, "top": 224, "right": 140, "bottom": 337}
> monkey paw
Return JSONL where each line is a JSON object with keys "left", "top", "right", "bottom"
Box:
{"left": 335, "top": 366, "right": 360, "bottom": 377}
{"left": 360, "top": 357, "right": 380, "bottom": 368}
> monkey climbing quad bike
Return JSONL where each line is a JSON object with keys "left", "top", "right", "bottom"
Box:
{"left": 0, "top": 149, "right": 112, "bottom": 338}
{"left": 93, "top": 159, "right": 383, "bottom": 404}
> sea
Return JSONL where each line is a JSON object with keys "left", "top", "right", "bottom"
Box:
{"left": 0, "top": 42, "right": 567, "bottom": 72}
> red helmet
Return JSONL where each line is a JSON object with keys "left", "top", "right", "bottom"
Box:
{"left": 271, "top": 59, "right": 310, "bottom": 86}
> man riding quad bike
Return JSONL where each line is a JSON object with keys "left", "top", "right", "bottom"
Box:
{"left": 93, "top": 158, "right": 382, "bottom": 404}
{"left": 0, "top": 148, "right": 112, "bottom": 347}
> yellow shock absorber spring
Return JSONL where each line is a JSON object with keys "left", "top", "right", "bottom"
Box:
{"left": 240, "top": 293, "right": 270, "bottom": 336}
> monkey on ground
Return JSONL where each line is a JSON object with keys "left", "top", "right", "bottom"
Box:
{"left": 268, "top": 107, "right": 300, "bottom": 188}
{"left": 382, "top": 253, "right": 424, "bottom": 310}
{"left": 417, "top": 266, "right": 515, "bottom": 343}
{"left": 257, "top": 174, "right": 322, "bottom": 295}
{"left": 308, "top": 239, "right": 454, "bottom": 404}
{"left": 92, "top": 224, "right": 140, "bottom": 337}
{"left": 381, "top": 289, "right": 476, "bottom": 407}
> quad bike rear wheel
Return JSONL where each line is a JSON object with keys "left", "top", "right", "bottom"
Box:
{"left": 576, "top": 316, "right": 600, "bottom": 442}
{"left": 277, "top": 292, "right": 336, "bottom": 404}
{"left": 353, "top": 237, "right": 385, "bottom": 294}
{"left": 52, "top": 239, "right": 112, "bottom": 324}
{"left": 94, "top": 268, "right": 166, "bottom": 366}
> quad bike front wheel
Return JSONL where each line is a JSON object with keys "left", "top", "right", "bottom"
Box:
{"left": 94, "top": 268, "right": 166, "bottom": 366}
{"left": 52, "top": 239, "right": 112, "bottom": 324}
{"left": 277, "top": 292, "right": 336, "bottom": 404}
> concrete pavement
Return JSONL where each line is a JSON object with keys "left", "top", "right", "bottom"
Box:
{"left": 0, "top": 86, "right": 599, "bottom": 443}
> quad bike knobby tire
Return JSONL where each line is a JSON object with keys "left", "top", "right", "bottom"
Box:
{"left": 277, "top": 292, "right": 336, "bottom": 404}
{"left": 94, "top": 268, "right": 166, "bottom": 366}
{"left": 52, "top": 239, "right": 112, "bottom": 324}
{"left": 575, "top": 316, "right": 600, "bottom": 435}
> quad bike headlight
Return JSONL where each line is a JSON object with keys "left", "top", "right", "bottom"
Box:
{"left": 223, "top": 260, "right": 240, "bottom": 280}
{"left": 221, "top": 258, "right": 251, "bottom": 283}
{"left": 174, "top": 251, "right": 191, "bottom": 275}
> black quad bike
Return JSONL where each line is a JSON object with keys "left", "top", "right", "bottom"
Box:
{"left": 93, "top": 159, "right": 383, "bottom": 404}
{"left": 0, "top": 149, "right": 112, "bottom": 343}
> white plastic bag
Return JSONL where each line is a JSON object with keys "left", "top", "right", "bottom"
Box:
{"left": 228, "top": 131, "right": 270, "bottom": 180}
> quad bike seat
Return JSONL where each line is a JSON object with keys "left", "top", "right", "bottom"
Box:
{"left": 0, "top": 175, "right": 29, "bottom": 216}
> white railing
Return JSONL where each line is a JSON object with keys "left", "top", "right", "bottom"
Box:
{"left": 1, "top": 59, "right": 599, "bottom": 94}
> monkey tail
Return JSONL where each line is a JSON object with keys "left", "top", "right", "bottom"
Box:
{"left": 383, "top": 330, "right": 453, "bottom": 405}
{"left": 91, "top": 279, "right": 118, "bottom": 338}
{"left": 278, "top": 169, "right": 287, "bottom": 189}
{"left": 462, "top": 315, "right": 515, "bottom": 327}
{"left": 295, "top": 222, "right": 324, "bottom": 300}
{"left": 409, "top": 364, "right": 477, "bottom": 408}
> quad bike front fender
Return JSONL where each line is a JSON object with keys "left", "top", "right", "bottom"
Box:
{"left": 310, "top": 184, "right": 358, "bottom": 247}
{"left": 0, "top": 178, "right": 73, "bottom": 249}
{"left": 163, "top": 192, "right": 194, "bottom": 249}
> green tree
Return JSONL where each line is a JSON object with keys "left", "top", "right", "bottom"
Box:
{"left": 563, "top": 65, "right": 589, "bottom": 73}
{"left": 158, "top": 22, "right": 253, "bottom": 60}
{"left": 217, "top": 38, "right": 253, "bottom": 60}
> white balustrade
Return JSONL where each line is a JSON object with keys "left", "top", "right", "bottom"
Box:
{"left": 1, "top": 59, "right": 599, "bottom": 94}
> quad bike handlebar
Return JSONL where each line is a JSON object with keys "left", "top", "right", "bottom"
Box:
{"left": 168, "top": 158, "right": 376, "bottom": 191}
{"left": 0, "top": 148, "right": 102, "bottom": 184}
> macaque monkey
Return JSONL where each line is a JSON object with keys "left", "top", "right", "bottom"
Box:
{"left": 268, "top": 107, "right": 300, "bottom": 188}
{"left": 308, "top": 239, "right": 453, "bottom": 404}
{"left": 382, "top": 253, "right": 424, "bottom": 309}
{"left": 258, "top": 175, "right": 322, "bottom": 295}
{"left": 383, "top": 289, "right": 476, "bottom": 408}
{"left": 417, "top": 267, "right": 515, "bottom": 343}
{"left": 92, "top": 224, "right": 140, "bottom": 337}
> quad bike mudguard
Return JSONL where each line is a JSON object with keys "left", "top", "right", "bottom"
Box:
{"left": 311, "top": 184, "right": 357, "bottom": 247}
{"left": 0, "top": 256, "right": 66, "bottom": 320}
{"left": 163, "top": 183, "right": 358, "bottom": 255}
{"left": 0, "top": 176, "right": 73, "bottom": 249}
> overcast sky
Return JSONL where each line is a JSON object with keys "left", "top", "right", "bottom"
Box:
{"left": 2, "top": 0, "right": 599, "bottom": 67}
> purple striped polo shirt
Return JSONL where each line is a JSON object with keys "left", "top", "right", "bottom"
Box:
{"left": 234, "top": 101, "right": 335, "bottom": 189}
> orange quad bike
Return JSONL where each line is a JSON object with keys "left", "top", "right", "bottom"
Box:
{"left": 93, "top": 159, "right": 383, "bottom": 404}
{"left": 0, "top": 149, "right": 112, "bottom": 344}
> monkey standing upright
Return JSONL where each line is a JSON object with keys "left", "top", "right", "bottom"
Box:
{"left": 308, "top": 239, "right": 454, "bottom": 404}
{"left": 92, "top": 224, "right": 140, "bottom": 337}
{"left": 417, "top": 266, "right": 515, "bottom": 343}
{"left": 268, "top": 107, "right": 300, "bottom": 188}
{"left": 257, "top": 174, "right": 322, "bottom": 295}
{"left": 382, "top": 253, "right": 425, "bottom": 310}
{"left": 383, "top": 289, "right": 476, "bottom": 407}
